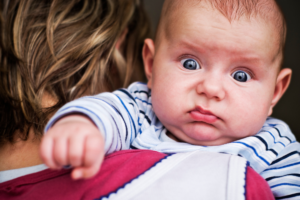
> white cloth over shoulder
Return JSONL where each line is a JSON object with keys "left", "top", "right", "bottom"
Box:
{"left": 46, "top": 82, "right": 300, "bottom": 200}
{"left": 103, "top": 151, "right": 248, "bottom": 200}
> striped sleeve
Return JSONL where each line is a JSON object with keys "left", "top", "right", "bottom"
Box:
{"left": 258, "top": 119, "right": 300, "bottom": 200}
{"left": 45, "top": 82, "right": 151, "bottom": 155}
{"left": 261, "top": 142, "right": 300, "bottom": 200}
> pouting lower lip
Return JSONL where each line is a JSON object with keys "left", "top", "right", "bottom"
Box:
{"left": 189, "top": 107, "right": 219, "bottom": 123}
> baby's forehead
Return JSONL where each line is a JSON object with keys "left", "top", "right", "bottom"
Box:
{"left": 158, "top": 0, "right": 285, "bottom": 47}
{"left": 162, "top": 0, "right": 283, "bottom": 20}
{"left": 156, "top": 0, "right": 285, "bottom": 65}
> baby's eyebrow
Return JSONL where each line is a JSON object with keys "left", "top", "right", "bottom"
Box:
{"left": 210, "top": 25, "right": 227, "bottom": 31}
{"left": 172, "top": 39, "right": 260, "bottom": 58}
{"left": 230, "top": 55, "right": 264, "bottom": 66}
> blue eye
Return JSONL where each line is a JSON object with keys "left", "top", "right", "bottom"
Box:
{"left": 181, "top": 58, "right": 200, "bottom": 70}
{"left": 232, "top": 70, "right": 251, "bottom": 82}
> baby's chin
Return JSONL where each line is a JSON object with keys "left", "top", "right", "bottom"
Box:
{"left": 167, "top": 126, "right": 239, "bottom": 146}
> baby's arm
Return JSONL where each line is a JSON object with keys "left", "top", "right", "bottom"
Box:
{"left": 40, "top": 114, "right": 105, "bottom": 180}
{"left": 40, "top": 87, "right": 144, "bottom": 179}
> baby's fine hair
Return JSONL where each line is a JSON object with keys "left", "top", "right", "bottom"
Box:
{"left": 0, "top": 0, "right": 151, "bottom": 144}
{"left": 158, "top": 0, "right": 286, "bottom": 55}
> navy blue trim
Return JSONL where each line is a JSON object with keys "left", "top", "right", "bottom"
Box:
{"left": 271, "top": 151, "right": 300, "bottom": 165}
{"left": 260, "top": 129, "right": 286, "bottom": 147}
{"left": 244, "top": 162, "right": 250, "bottom": 199}
{"left": 105, "top": 102, "right": 129, "bottom": 142}
{"left": 135, "top": 97, "right": 152, "bottom": 105}
{"left": 275, "top": 192, "right": 300, "bottom": 199}
{"left": 271, "top": 183, "right": 300, "bottom": 189}
{"left": 133, "top": 90, "right": 150, "bottom": 97}
{"left": 130, "top": 145, "right": 138, "bottom": 149}
{"left": 265, "top": 161, "right": 300, "bottom": 171}
{"left": 266, "top": 173, "right": 300, "bottom": 181}
{"left": 274, "top": 127, "right": 292, "bottom": 143}
{"left": 117, "top": 89, "right": 137, "bottom": 104}
{"left": 115, "top": 95, "right": 137, "bottom": 139}
{"left": 233, "top": 141, "right": 270, "bottom": 165}
{"left": 96, "top": 153, "right": 173, "bottom": 200}
{"left": 254, "top": 135, "right": 278, "bottom": 156}
{"left": 110, "top": 104, "right": 129, "bottom": 142}
{"left": 267, "top": 123, "right": 277, "bottom": 127}
{"left": 139, "top": 110, "right": 152, "bottom": 124}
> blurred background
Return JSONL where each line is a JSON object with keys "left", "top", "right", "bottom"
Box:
{"left": 143, "top": 0, "right": 300, "bottom": 139}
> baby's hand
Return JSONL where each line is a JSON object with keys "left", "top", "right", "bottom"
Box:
{"left": 40, "top": 115, "right": 104, "bottom": 180}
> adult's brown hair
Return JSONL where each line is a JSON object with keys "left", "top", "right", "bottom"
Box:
{"left": 0, "top": 0, "right": 151, "bottom": 144}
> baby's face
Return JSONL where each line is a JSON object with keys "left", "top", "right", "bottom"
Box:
{"left": 144, "top": 2, "right": 289, "bottom": 145}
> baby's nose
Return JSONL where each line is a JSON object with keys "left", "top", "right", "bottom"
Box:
{"left": 196, "top": 74, "right": 225, "bottom": 101}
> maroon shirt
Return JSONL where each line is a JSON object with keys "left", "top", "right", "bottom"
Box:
{"left": 0, "top": 150, "right": 274, "bottom": 200}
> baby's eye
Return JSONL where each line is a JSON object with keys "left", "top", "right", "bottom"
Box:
{"left": 231, "top": 70, "right": 251, "bottom": 82}
{"left": 181, "top": 58, "right": 200, "bottom": 70}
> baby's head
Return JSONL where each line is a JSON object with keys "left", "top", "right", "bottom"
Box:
{"left": 142, "top": 0, "right": 292, "bottom": 146}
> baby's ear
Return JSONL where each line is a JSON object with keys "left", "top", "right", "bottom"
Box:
{"left": 142, "top": 39, "right": 155, "bottom": 89}
{"left": 268, "top": 68, "right": 292, "bottom": 116}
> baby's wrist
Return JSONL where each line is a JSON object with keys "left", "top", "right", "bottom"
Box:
{"left": 55, "top": 114, "right": 96, "bottom": 127}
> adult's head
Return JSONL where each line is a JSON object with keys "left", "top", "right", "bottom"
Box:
{"left": 0, "top": 0, "right": 151, "bottom": 144}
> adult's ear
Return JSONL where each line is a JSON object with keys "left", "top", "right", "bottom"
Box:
{"left": 142, "top": 39, "right": 155, "bottom": 89}
{"left": 268, "top": 68, "right": 292, "bottom": 116}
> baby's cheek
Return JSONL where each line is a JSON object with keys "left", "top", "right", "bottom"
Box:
{"left": 230, "top": 111, "right": 266, "bottom": 138}
{"left": 154, "top": 104, "right": 173, "bottom": 125}
{"left": 151, "top": 94, "right": 168, "bottom": 121}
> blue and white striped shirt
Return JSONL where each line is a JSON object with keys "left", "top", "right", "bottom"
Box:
{"left": 46, "top": 82, "right": 300, "bottom": 200}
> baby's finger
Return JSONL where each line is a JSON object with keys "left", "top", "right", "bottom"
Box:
{"left": 84, "top": 134, "right": 104, "bottom": 167}
{"left": 68, "top": 134, "right": 85, "bottom": 167}
{"left": 53, "top": 137, "right": 69, "bottom": 167}
{"left": 40, "top": 135, "right": 58, "bottom": 169}
{"left": 82, "top": 134, "right": 104, "bottom": 178}
{"left": 71, "top": 135, "right": 104, "bottom": 179}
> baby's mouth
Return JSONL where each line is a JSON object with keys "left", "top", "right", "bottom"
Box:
{"left": 189, "top": 106, "right": 218, "bottom": 124}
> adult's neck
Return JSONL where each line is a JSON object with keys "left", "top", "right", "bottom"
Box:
{"left": 0, "top": 128, "right": 44, "bottom": 171}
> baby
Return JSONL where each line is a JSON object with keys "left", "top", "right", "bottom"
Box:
{"left": 41, "top": 0, "right": 300, "bottom": 199}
